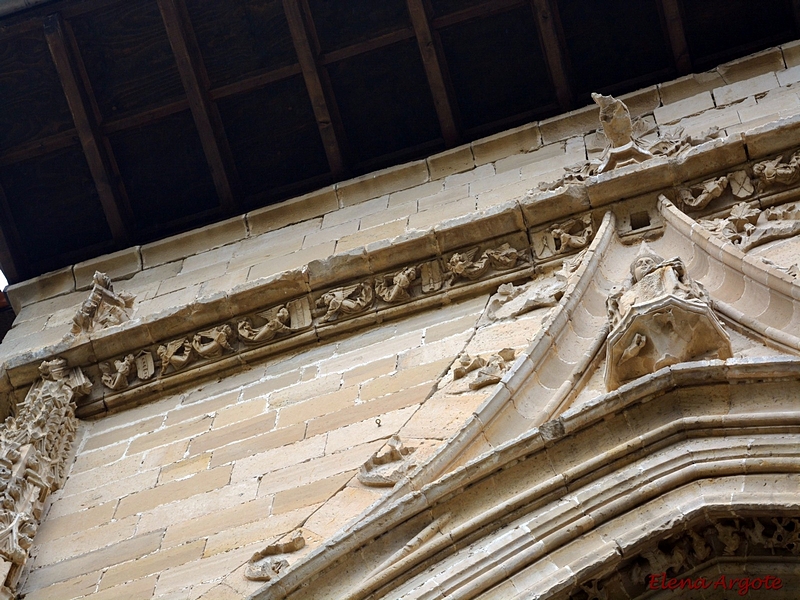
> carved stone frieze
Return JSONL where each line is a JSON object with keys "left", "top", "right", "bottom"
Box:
{"left": 315, "top": 282, "right": 375, "bottom": 323}
{"left": 375, "top": 266, "right": 419, "bottom": 303}
{"left": 358, "top": 435, "right": 416, "bottom": 487}
{"left": 0, "top": 359, "right": 89, "bottom": 594}
{"left": 604, "top": 244, "right": 731, "bottom": 390}
{"left": 192, "top": 325, "right": 235, "bottom": 359}
{"left": 245, "top": 530, "right": 305, "bottom": 582}
{"left": 445, "top": 243, "right": 521, "bottom": 283}
{"left": 569, "top": 516, "right": 800, "bottom": 600}
{"left": 71, "top": 271, "right": 135, "bottom": 335}
{"left": 533, "top": 214, "right": 594, "bottom": 260}
{"left": 753, "top": 150, "right": 800, "bottom": 192}
{"left": 99, "top": 354, "right": 135, "bottom": 391}
{"left": 157, "top": 338, "right": 193, "bottom": 376}
{"left": 699, "top": 200, "right": 800, "bottom": 252}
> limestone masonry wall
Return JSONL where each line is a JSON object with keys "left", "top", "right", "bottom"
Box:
{"left": 5, "top": 42, "right": 800, "bottom": 600}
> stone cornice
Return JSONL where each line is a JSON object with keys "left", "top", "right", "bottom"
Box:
{"left": 3, "top": 113, "right": 800, "bottom": 417}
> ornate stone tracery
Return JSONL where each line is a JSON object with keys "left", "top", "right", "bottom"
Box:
{"left": 0, "top": 359, "right": 88, "bottom": 595}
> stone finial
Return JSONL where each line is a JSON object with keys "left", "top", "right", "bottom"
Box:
{"left": 591, "top": 93, "right": 653, "bottom": 173}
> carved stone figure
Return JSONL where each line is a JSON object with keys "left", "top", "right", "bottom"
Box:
{"left": 192, "top": 325, "right": 235, "bottom": 359}
{"left": 245, "top": 530, "right": 305, "bottom": 582}
{"left": 537, "top": 94, "right": 722, "bottom": 192}
{"left": 358, "top": 435, "right": 416, "bottom": 487}
{"left": 592, "top": 93, "right": 653, "bottom": 173}
{"left": 753, "top": 151, "right": 800, "bottom": 192}
{"left": 446, "top": 243, "right": 520, "bottom": 282}
{"left": 469, "top": 349, "right": 516, "bottom": 390}
{"left": 375, "top": 266, "right": 418, "bottom": 303}
{"left": 71, "top": 271, "right": 135, "bottom": 335}
{"left": 604, "top": 244, "right": 731, "bottom": 390}
{"left": 99, "top": 354, "right": 135, "bottom": 391}
{"left": 238, "top": 306, "right": 291, "bottom": 344}
{"left": 677, "top": 175, "right": 728, "bottom": 210}
{"left": 316, "top": 282, "right": 375, "bottom": 323}
{"left": 535, "top": 215, "right": 593, "bottom": 259}
{"left": 157, "top": 339, "right": 193, "bottom": 376}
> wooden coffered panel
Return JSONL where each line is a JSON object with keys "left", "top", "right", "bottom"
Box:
{"left": 0, "top": 0, "right": 797, "bottom": 283}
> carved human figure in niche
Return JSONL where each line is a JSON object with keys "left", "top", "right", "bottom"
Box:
{"left": 238, "top": 306, "right": 291, "bottom": 343}
{"left": 375, "top": 266, "right": 418, "bottom": 303}
{"left": 192, "top": 325, "right": 234, "bottom": 359}
{"left": 157, "top": 339, "right": 193, "bottom": 376}
{"left": 99, "top": 354, "right": 135, "bottom": 391}
{"left": 550, "top": 215, "right": 593, "bottom": 255}
{"left": 604, "top": 243, "right": 730, "bottom": 391}
{"left": 607, "top": 246, "right": 708, "bottom": 328}
{"left": 71, "top": 271, "right": 135, "bottom": 335}
{"left": 317, "top": 282, "right": 374, "bottom": 323}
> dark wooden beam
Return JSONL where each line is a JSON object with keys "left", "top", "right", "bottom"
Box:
{"left": 209, "top": 64, "right": 302, "bottom": 101}
{"left": 103, "top": 98, "right": 190, "bottom": 134}
{"left": 431, "top": 0, "right": 525, "bottom": 29}
{"left": 659, "top": 0, "right": 692, "bottom": 75}
{"left": 530, "top": 0, "right": 573, "bottom": 110}
{"left": 0, "top": 183, "right": 24, "bottom": 284}
{"left": 406, "top": 0, "right": 459, "bottom": 146}
{"left": 43, "top": 13, "right": 131, "bottom": 247}
{"left": 0, "top": 130, "right": 78, "bottom": 167}
{"left": 282, "top": 0, "right": 346, "bottom": 175}
{"left": 319, "top": 28, "right": 416, "bottom": 65}
{"left": 157, "top": 0, "right": 241, "bottom": 215}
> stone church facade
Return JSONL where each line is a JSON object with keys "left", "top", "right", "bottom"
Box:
{"left": 1, "top": 45, "right": 800, "bottom": 599}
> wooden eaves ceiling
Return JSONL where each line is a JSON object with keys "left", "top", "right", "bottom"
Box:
{"left": 0, "top": 0, "right": 798, "bottom": 284}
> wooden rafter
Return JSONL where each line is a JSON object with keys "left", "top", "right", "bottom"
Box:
{"left": 282, "top": 0, "right": 346, "bottom": 175}
{"left": 529, "top": 0, "right": 573, "bottom": 110}
{"left": 44, "top": 13, "right": 131, "bottom": 247}
{"left": 157, "top": 0, "right": 241, "bottom": 215}
{"left": 659, "top": 0, "right": 692, "bottom": 75}
{"left": 431, "top": 0, "right": 526, "bottom": 29}
{"left": 406, "top": 0, "right": 459, "bottom": 146}
{"left": 0, "top": 183, "right": 23, "bottom": 284}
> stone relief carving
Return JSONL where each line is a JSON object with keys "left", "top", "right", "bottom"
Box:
{"left": 533, "top": 215, "right": 594, "bottom": 260}
{"left": 71, "top": 242, "right": 531, "bottom": 404}
{"left": 699, "top": 200, "right": 800, "bottom": 252}
{"left": 192, "top": 325, "right": 235, "bottom": 359}
{"left": 570, "top": 516, "right": 800, "bottom": 600}
{"left": 452, "top": 349, "right": 516, "bottom": 390}
{"left": 604, "top": 244, "right": 731, "bottom": 390}
{"left": 753, "top": 150, "right": 800, "bottom": 192}
{"left": 157, "top": 338, "right": 193, "bottom": 376}
{"left": 245, "top": 530, "right": 305, "bottom": 582}
{"left": 538, "top": 94, "right": 722, "bottom": 192}
{"left": 71, "top": 271, "right": 135, "bottom": 335}
{"left": 358, "top": 435, "right": 416, "bottom": 487}
{"left": 375, "top": 266, "right": 419, "bottom": 303}
{"left": 0, "top": 358, "right": 89, "bottom": 593}
{"left": 446, "top": 243, "right": 521, "bottom": 283}
{"left": 238, "top": 298, "right": 313, "bottom": 345}
{"left": 99, "top": 354, "right": 135, "bottom": 391}
{"left": 316, "top": 282, "right": 375, "bottom": 323}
